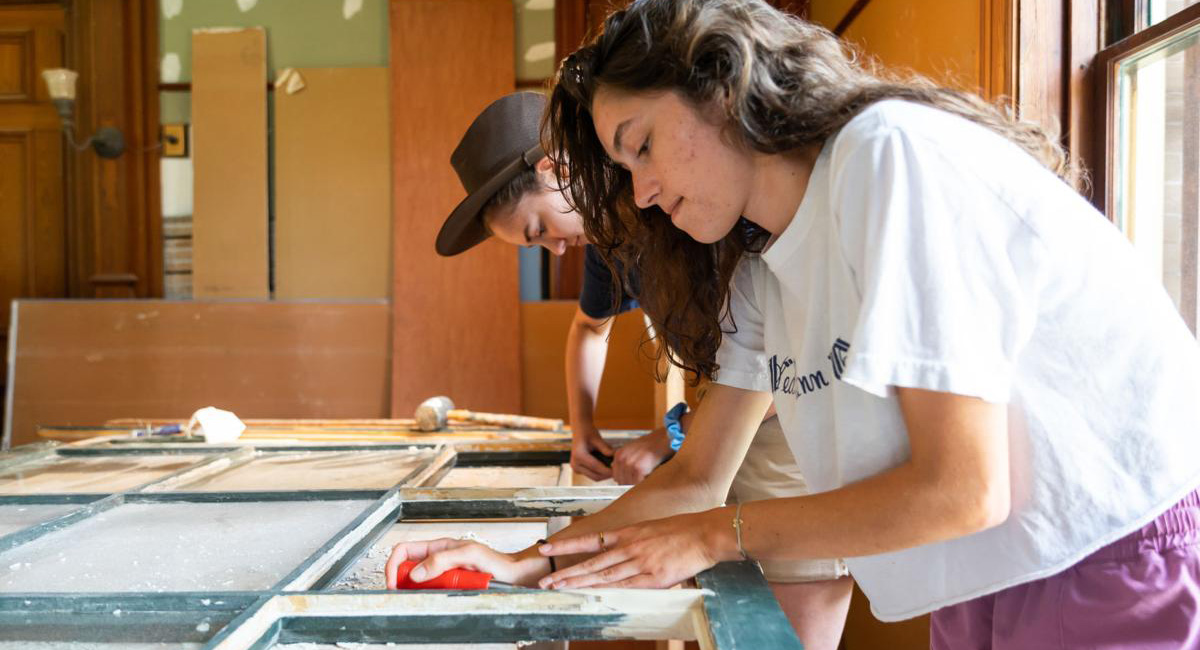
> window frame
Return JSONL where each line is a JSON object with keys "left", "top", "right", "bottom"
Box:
{"left": 1091, "top": 2, "right": 1200, "bottom": 332}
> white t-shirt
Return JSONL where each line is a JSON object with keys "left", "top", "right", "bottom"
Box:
{"left": 714, "top": 100, "right": 1200, "bottom": 621}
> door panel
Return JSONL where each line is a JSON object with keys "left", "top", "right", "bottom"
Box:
{"left": 0, "top": 4, "right": 67, "bottom": 442}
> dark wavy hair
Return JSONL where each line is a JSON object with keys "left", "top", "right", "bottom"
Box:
{"left": 545, "top": 0, "right": 1074, "bottom": 382}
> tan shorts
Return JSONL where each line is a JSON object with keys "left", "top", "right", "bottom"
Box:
{"left": 728, "top": 416, "right": 850, "bottom": 583}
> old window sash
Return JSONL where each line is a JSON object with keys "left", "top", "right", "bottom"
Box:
{"left": 1093, "top": 2, "right": 1200, "bottom": 334}
{"left": 0, "top": 440, "right": 801, "bottom": 649}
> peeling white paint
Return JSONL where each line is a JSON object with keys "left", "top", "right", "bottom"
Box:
{"left": 525, "top": 0, "right": 553, "bottom": 10}
{"left": 236, "top": 0, "right": 258, "bottom": 12}
{"left": 524, "top": 41, "right": 555, "bottom": 63}
{"left": 276, "top": 68, "right": 307, "bottom": 94}
{"left": 161, "top": 53, "right": 182, "bottom": 83}
{"left": 343, "top": 0, "right": 364, "bottom": 20}
{"left": 163, "top": 0, "right": 184, "bottom": 20}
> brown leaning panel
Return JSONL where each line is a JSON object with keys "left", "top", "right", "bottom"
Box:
{"left": 389, "top": 0, "right": 521, "bottom": 418}
{"left": 275, "top": 67, "right": 392, "bottom": 300}
{"left": 4, "top": 300, "right": 390, "bottom": 447}
{"left": 191, "top": 28, "right": 269, "bottom": 299}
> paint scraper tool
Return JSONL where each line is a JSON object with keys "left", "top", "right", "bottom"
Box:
{"left": 392, "top": 560, "right": 520, "bottom": 590}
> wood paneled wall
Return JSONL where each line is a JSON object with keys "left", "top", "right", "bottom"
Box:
{"left": 389, "top": 0, "right": 521, "bottom": 418}
{"left": 0, "top": 3, "right": 67, "bottom": 432}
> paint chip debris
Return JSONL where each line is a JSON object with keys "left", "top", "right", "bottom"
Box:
{"left": 236, "top": 0, "right": 258, "bottom": 12}
{"left": 343, "top": 0, "right": 364, "bottom": 20}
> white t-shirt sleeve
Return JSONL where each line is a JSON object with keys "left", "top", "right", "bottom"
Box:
{"left": 830, "top": 114, "right": 1044, "bottom": 403}
{"left": 714, "top": 259, "right": 771, "bottom": 392}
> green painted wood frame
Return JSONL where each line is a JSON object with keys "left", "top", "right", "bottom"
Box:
{"left": 0, "top": 439, "right": 803, "bottom": 649}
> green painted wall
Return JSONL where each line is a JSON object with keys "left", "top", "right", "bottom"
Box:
{"left": 159, "top": 0, "right": 554, "bottom": 123}
{"left": 159, "top": 0, "right": 389, "bottom": 122}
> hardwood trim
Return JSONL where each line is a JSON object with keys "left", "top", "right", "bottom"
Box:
{"left": 834, "top": 0, "right": 872, "bottom": 36}
{"left": 1066, "top": 0, "right": 1102, "bottom": 199}
{"left": 136, "top": 0, "right": 162, "bottom": 297}
{"left": 1090, "top": 2, "right": 1200, "bottom": 215}
{"left": 1094, "top": 1, "right": 1200, "bottom": 62}
{"left": 1107, "top": 0, "right": 1139, "bottom": 44}
{"left": 63, "top": 0, "right": 162, "bottom": 298}
{"left": 86, "top": 272, "right": 138, "bottom": 286}
{"left": 0, "top": 28, "right": 34, "bottom": 102}
{"left": 0, "top": 130, "right": 35, "bottom": 293}
{"left": 980, "top": 0, "right": 1017, "bottom": 105}
{"left": 1016, "top": 0, "right": 1065, "bottom": 139}
{"left": 158, "top": 81, "right": 276, "bottom": 92}
{"left": 555, "top": 0, "right": 588, "bottom": 72}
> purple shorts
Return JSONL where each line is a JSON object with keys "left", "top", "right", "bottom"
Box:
{"left": 931, "top": 489, "right": 1200, "bottom": 650}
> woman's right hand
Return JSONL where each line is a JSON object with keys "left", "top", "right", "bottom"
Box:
{"left": 570, "top": 424, "right": 615, "bottom": 481}
{"left": 383, "top": 538, "right": 551, "bottom": 589}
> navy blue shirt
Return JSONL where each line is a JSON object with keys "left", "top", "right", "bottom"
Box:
{"left": 579, "top": 244, "right": 639, "bottom": 319}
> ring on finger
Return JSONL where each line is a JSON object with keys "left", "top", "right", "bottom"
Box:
{"left": 599, "top": 532, "right": 607, "bottom": 552}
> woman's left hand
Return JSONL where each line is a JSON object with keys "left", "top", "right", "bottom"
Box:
{"left": 536, "top": 508, "right": 735, "bottom": 589}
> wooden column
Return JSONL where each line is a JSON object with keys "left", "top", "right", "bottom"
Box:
{"left": 65, "top": 0, "right": 162, "bottom": 298}
{"left": 389, "top": 0, "right": 521, "bottom": 417}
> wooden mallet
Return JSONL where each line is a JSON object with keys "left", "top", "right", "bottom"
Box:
{"left": 414, "top": 395, "right": 564, "bottom": 432}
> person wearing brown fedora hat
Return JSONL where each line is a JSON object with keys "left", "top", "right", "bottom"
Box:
{"left": 437, "top": 91, "right": 672, "bottom": 485}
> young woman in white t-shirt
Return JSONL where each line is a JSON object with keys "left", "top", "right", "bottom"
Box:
{"left": 385, "top": 0, "right": 1200, "bottom": 645}
{"left": 522, "top": 0, "right": 1200, "bottom": 646}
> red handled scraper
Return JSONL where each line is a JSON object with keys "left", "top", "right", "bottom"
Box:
{"left": 392, "top": 560, "right": 519, "bottom": 590}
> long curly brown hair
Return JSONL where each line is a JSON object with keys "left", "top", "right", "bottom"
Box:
{"left": 545, "top": 0, "right": 1076, "bottom": 382}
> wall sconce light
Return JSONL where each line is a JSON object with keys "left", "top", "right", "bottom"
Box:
{"left": 41, "top": 68, "right": 126, "bottom": 159}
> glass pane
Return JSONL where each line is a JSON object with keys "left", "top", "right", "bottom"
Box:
{"left": 1145, "top": 0, "right": 1200, "bottom": 29}
{"left": 0, "top": 455, "right": 206, "bottom": 494}
{"left": 331, "top": 521, "right": 549, "bottom": 590}
{"left": 0, "top": 499, "right": 371, "bottom": 592}
{"left": 0, "top": 504, "right": 80, "bottom": 536}
{"left": 173, "top": 449, "right": 436, "bottom": 491}
{"left": 434, "top": 466, "right": 563, "bottom": 488}
{"left": 1113, "top": 22, "right": 1200, "bottom": 322}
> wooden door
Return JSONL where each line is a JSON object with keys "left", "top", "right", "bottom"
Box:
{"left": 0, "top": 3, "right": 68, "bottom": 430}
{"left": 389, "top": 0, "right": 522, "bottom": 418}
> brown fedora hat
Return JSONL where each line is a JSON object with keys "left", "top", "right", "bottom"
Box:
{"left": 437, "top": 92, "right": 546, "bottom": 256}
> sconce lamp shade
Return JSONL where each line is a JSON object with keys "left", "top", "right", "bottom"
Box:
{"left": 42, "top": 68, "right": 78, "bottom": 100}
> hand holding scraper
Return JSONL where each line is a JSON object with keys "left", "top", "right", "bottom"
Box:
{"left": 391, "top": 560, "right": 519, "bottom": 590}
